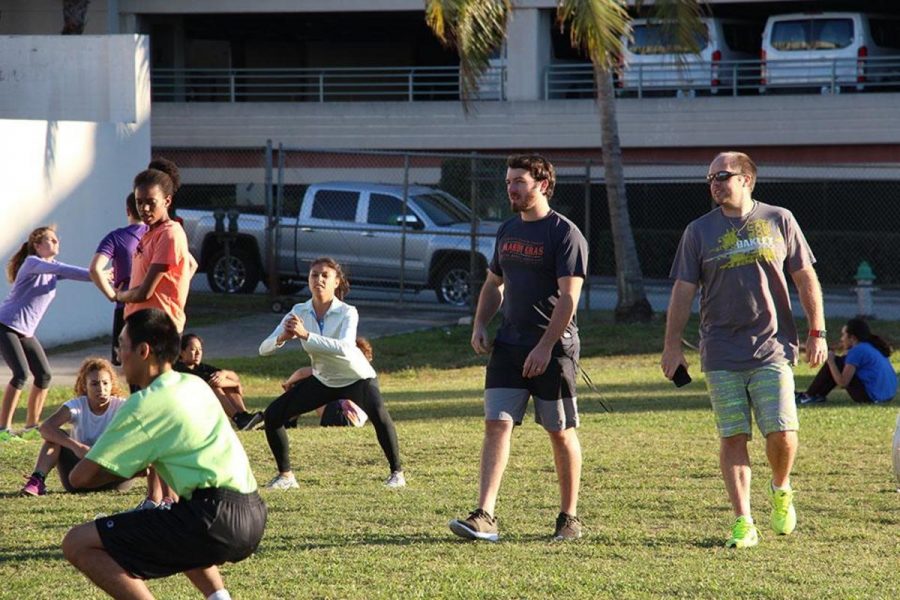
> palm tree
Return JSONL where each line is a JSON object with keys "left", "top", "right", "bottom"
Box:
{"left": 425, "top": 0, "right": 705, "bottom": 322}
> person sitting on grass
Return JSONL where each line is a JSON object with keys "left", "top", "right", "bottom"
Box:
{"left": 282, "top": 337, "right": 372, "bottom": 429}
{"left": 796, "top": 317, "right": 897, "bottom": 405}
{"left": 20, "top": 357, "right": 135, "bottom": 497}
{"left": 63, "top": 308, "right": 266, "bottom": 600}
{"left": 174, "top": 333, "right": 263, "bottom": 431}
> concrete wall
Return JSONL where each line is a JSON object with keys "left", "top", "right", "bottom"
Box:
{"left": 151, "top": 92, "right": 900, "bottom": 151}
{"left": 0, "top": 34, "right": 151, "bottom": 347}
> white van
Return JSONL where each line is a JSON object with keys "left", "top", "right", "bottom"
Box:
{"left": 619, "top": 17, "right": 761, "bottom": 95}
{"left": 761, "top": 12, "right": 900, "bottom": 92}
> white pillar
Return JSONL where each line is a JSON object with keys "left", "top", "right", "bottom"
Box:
{"left": 506, "top": 8, "right": 551, "bottom": 101}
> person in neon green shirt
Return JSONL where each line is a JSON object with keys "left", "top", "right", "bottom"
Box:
{"left": 61, "top": 309, "right": 266, "bottom": 600}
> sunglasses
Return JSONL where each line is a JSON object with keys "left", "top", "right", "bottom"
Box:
{"left": 706, "top": 171, "right": 743, "bottom": 183}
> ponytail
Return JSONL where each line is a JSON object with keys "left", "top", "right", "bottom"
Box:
{"left": 7, "top": 226, "right": 55, "bottom": 283}
{"left": 869, "top": 334, "right": 892, "bottom": 357}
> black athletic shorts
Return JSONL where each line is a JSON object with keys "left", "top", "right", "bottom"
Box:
{"left": 484, "top": 339, "right": 580, "bottom": 430}
{"left": 96, "top": 487, "right": 267, "bottom": 579}
{"left": 485, "top": 339, "right": 579, "bottom": 398}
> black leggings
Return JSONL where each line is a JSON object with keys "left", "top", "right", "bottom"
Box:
{"left": 0, "top": 324, "right": 51, "bottom": 390}
{"left": 805, "top": 355, "right": 873, "bottom": 403}
{"left": 264, "top": 376, "right": 402, "bottom": 474}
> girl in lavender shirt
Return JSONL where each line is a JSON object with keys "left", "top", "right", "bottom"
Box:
{"left": 0, "top": 226, "right": 93, "bottom": 442}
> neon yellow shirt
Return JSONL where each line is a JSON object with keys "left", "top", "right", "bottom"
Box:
{"left": 87, "top": 370, "right": 257, "bottom": 498}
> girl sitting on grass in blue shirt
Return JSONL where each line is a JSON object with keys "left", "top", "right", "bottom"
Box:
{"left": 797, "top": 318, "right": 897, "bottom": 405}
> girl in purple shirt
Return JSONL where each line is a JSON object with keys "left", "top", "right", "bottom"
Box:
{"left": 0, "top": 226, "right": 92, "bottom": 442}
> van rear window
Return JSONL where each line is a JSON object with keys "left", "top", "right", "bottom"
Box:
{"left": 629, "top": 24, "right": 709, "bottom": 55}
{"left": 771, "top": 19, "right": 853, "bottom": 51}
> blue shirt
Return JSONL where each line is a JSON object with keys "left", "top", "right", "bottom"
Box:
{"left": 846, "top": 342, "right": 897, "bottom": 403}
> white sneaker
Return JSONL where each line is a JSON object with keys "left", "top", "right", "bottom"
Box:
{"left": 385, "top": 470, "right": 406, "bottom": 489}
{"left": 265, "top": 473, "right": 299, "bottom": 490}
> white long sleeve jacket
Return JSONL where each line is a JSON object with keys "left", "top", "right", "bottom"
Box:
{"left": 258, "top": 298, "right": 376, "bottom": 388}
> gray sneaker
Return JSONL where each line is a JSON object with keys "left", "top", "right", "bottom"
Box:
{"left": 265, "top": 473, "right": 299, "bottom": 490}
{"left": 553, "top": 512, "right": 583, "bottom": 541}
{"left": 385, "top": 471, "right": 406, "bottom": 489}
{"left": 131, "top": 497, "right": 159, "bottom": 511}
{"left": 449, "top": 508, "right": 499, "bottom": 542}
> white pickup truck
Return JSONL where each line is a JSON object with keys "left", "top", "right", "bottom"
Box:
{"left": 179, "top": 181, "right": 500, "bottom": 306}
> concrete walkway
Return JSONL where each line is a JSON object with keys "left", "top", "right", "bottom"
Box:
{"left": 3, "top": 304, "right": 463, "bottom": 389}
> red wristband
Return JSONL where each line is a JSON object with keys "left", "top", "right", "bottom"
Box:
{"left": 808, "top": 329, "right": 827, "bottom": 338}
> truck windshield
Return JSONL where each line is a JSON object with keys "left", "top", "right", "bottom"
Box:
{"left": 771, "top": 19, "right": 853, "bottom": 51}
{"left": 629, "top": 23, "right": 709, "bottom": 54}
{"left": 412, "top": 192, "right": 471, "bottom": 226}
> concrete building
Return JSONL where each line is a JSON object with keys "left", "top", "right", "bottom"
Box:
{"left": 2, "top": 0, "right": 900, "bottom": 288}
{"left": 1, "top": 0, "right": 898, "bottom": 163}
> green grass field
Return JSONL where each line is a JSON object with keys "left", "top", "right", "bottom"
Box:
{"left": 1, "top": 312, "right": 898, "bottom": 599}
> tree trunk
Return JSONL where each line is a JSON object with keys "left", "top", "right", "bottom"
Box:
{"left": 595, "top": 68, "right": 653, "bottom": 323}
{"left": 61, "top": 0, "right": 90, "bottom": 35}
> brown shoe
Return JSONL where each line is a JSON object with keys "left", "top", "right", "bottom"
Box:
{"left": 553, "top": 512, "right": 582, "bottom": 541}
{"left": 449, "top": 508, "right": 499, "bottom": 541}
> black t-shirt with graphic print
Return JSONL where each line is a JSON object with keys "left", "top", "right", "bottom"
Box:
{"left": 489, "top": 210, "right": 588, "bottom": 348}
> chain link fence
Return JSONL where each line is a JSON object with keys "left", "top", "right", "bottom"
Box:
{"left": 162, "top": 145, "right": 900, "bottom": 312}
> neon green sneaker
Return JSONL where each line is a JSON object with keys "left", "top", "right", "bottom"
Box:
{"left": 725, "top": 516, "right": 759, "bottom": 548}
{"left": 769, "top": 482, "right": 797, "bottom": 535}
{"left": 18, "top": 427, "right": 42, "bottom": 441}
{"left": 0, "top": 429, "right": 24, "bottom": 443}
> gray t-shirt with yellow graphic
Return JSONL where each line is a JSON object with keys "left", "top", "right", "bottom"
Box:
{"left": 669, "top": 201, "right": 815, "bottom": 372}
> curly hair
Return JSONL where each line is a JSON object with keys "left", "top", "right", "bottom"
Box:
{"left": 74, "top": 357, "right": 125, "bottom": 398}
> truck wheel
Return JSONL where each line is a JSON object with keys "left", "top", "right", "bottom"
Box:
{"left": 206, "top": 248, "right": 260, "bottom": 294}
{"left": 434, "top": 261, "right": 472, "bottom": 307}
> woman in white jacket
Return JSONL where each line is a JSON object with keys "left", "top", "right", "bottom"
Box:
{"left": 259, "top": 257, "right": 404, "bottom": 490}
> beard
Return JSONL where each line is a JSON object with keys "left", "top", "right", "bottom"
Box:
{"left": 509, "top": 186, "right": 540, "bottom": 213}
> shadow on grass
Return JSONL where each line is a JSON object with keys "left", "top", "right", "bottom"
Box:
{"left": 259, "top": 532, "right": 448, "bottom": 551}
{"left": 245, "top": 386, "right": 716, "bottom": 423}
{"left": 690, "top": 537, "right": 725, "bottom": 549}
{"left": 0, "top": 545, "right": 62, "bottom": 561}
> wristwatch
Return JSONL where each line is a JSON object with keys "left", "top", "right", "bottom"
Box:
{"left": 808, "top": 329, "right": 827, "bottom": 338}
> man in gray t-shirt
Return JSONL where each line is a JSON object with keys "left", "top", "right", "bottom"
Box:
{"left": 661, "top": 151, "right": 827, "bottom": 549}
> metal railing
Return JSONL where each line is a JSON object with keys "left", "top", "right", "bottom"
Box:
{"left": 152, "top": 65, "right": 505, "bottom": 103}
{"left": 151, "top": 56, "right": 900, "bottom": 103}
{"left": 545, "top": 55, "right": 900, "bottom": 98}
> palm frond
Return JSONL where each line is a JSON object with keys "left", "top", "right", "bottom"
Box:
{"left": 641, "top": 0, "right": 708, "bottom": 56}
{"left": 557, "top": 0, "right": 631, "bottom": 73}
{"left": 424, "top": 0, "right": 511, "bottom": 102}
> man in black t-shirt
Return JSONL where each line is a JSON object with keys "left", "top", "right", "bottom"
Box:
{"left": 449, "top": 154, "right": 588, "bottom": 542}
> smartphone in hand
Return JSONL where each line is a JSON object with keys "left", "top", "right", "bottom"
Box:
{"left": 672, "top": 364, "right": 692, "bottom": 387}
